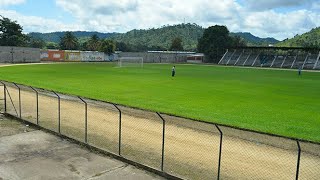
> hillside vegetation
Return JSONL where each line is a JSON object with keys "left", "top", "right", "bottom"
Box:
{"left": 277, "top": 27, "right": 320, "bottom": 48}
{"left": 110, "top": 23, "right": 204, "bottom": 51}
{"left": 28, "top": 23, "right": 279, "bottom": 51}
{"left": 231, "top": 32, "right": 279, "bottom": 46}
{"left": 29, "top": 31, "right": 119, "bottom": 43}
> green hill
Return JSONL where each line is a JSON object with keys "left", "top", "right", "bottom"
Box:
{"left": 231, "top": 32, "right": 279, "bottom": 46}
{"left": 276, "top": 27, "right": 320, "bottom": 48}
{"left": 109, "top": 23, "right": 204, "bottom": 51}
{"left": 28, "top": 23, "right": 280, "bottom": 51}
{"left": 28, "top": 31, "right": 119, "bottom": 43}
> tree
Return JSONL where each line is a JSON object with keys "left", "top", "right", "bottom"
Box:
{"left": 99, "top": 40, "right": 115, "bottom": 55}
{"left": 59, "top": 31, "right": 79, "bottom": 50}
{"left": 86, "top": 34, "right": 101, "bottom": 51}
{"left": 231, "top": 36, "right": 247, "bottom": 47}
{"left": 116, "top": 41, "right": 131, "bottom": 52}
{"left": 46, "top": 42, "right": 59, "bottom": 49}
{"left": 79, "top": 41, "right": 88, "bottom": 51}
{"left": 197, "top": 25, "right": 233, "bottom": 63}
{"left": 28, "top": 37, "right": 45, "bottom": 48}
{"left": 0, "top": 16, "right": 28, "bottom": 46}
{"left": 169, "top": 37, "right": 184, "bottom": 51}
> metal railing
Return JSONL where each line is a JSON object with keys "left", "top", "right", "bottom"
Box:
{"left": 0, "top": 80, "right": 319, "bottom": 180}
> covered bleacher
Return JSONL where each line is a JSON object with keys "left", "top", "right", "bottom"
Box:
{"left": 218, "top": 47, "right": 320, "bottom": 70}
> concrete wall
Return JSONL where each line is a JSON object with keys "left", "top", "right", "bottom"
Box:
{"left": 41, "top": 50, "right": 117, "bottom": 62}
{"left": 64, "top": 50, "right": 81, "bottom": 61}
{"left": 81, "top": 51, "right": 105, "bottom": 61}
{"left": 0, "top": 46, "right": 40, "bottom": 63}
{"left": 118, "top": 52, "right": 196, "bottom": 63}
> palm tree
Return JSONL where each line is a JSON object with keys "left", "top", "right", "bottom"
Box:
{"left": 99, "top": 40, "right": 115, "bottom": 55}
{"left": 59, "top": 32, "right": 79, "bottom": 50}
{"left": 86, "top": 34, "right": 101, "bottom": 51}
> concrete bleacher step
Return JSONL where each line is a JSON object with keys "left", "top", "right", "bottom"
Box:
{"left": 243, "top": 53, "right": 260, "bottom": 66}
{"left": 219, "top": 51, "right": 234, "bottom": 65}
{"left": 219, "top": 48, "right": 320, "bottom": 71}
{"left": 235, "top": 52, "right": 251, "bottom": 66}
{"left": 271, "top": 55, "right": 286, "bottom": 68}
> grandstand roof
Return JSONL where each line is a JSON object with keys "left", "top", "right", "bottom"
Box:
{"left": 227, "top": 46, "right": 320, "bottom": 51}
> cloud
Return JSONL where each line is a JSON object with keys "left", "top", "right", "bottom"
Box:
{"left": 0, "top": 0, "right": 25, "bottom": 7}
{"left": 242, "top": 0, "right": 313, "bottom": 11}
{"left": 1, "top": 0, "right": 320, "bottom": 40}
{"left": 240, "top": 9, "right": 320, "bottom": 39}
{"left": 55, "top": 0, "right": 241, "bottom": 32}
{"left": 0, "top": 10, "right": 84, "bottom": 33}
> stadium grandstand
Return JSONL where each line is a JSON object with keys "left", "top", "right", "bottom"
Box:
{"left": 218, "top": 47, "right": 320, "bottom": 70}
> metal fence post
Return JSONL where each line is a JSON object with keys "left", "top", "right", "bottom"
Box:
{"left": 296, "top": 141, "right": 301, "bottom": 180}
{"left": 12, "top": 83, "right": 21, "bottom": 118}
{"left": 112, "top": 104, "right": 122, "bottom": 156}
{"left": 0, "top": 82, "right": 6, "bottom": 113}
{"left": 30, "top": 86, "right": 39, "bottom": 125}
{"left": 1, "top": 82, "right": 18, "bottom": 116}
{"left": 156, "top": 112, "right": 166, "bottom": 172}
{"left": 4, "top": 83, "right": 6, "bottom": 113}
{"left": 215, "top": 125, "right": 223, "bottom": 180}
{"left": 52, "top": 91, "right": 61, "bottom": 134}
{"left": 78, "top": 96, "right": 88, "bottom": 144}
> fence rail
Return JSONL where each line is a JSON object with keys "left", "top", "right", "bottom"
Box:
{"left": 0, "top": 81, "right": 319, "bottom": 180}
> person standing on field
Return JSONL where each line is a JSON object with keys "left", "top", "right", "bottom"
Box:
{"left": 172, "top": 66, "right": 176, "bottom": 77}
{"left": 298, "top": 65, "right": 302, "bottom": 76}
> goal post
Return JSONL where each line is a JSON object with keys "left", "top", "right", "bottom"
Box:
{"left": 118, "top": 57, "right": 144, "bottom": 67}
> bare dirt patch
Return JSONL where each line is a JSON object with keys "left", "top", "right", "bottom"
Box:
{"left": 0, "top": 114, "right": 35, "bottom": 137}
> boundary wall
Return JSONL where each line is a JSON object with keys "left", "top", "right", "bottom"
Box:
{"left": 0, "top": 46, "right": 40, "bottom": 63}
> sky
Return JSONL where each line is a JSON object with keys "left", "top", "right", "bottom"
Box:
{"left": 0, "top": 0, "right": 319, "bottom": 40}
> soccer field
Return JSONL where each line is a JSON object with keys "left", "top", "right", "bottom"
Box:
{"left": 0, "top": 62, "right": 319, "bottom": 142}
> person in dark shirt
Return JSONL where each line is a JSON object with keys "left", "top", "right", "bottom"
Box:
{"left": 172, "top": 66, "right": 176, "bottom": 77}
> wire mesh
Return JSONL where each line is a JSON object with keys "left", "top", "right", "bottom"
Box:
{"left": 20, "top": 85, "right": 37, "bottom": 124}
{"left": 4, "top": 83, "right": 20, "bottom": 117}
{"left": 219, "top": 126, "right": 297, "bottom": 179}
{"left": 38, "top": 89, "right": 58, "bottom": 132}
{"left": 87, "top": 100, "right": 119, "bottom": 154}
{"left": 299, "top": 142, "right": 320, "bottom": 179}
{"left": 1, "top": 81, "right": 320, "bottom": 179}
{"left": 120, "top": 106, "right": 163, "bottom": 170}
{"left": 60, "top": 94, "right": 85, "bottom": 142}
{"left": 161, "top": 114, "right": 219, "bottom": 180}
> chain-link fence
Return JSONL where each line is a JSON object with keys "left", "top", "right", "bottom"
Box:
{"left": 0, "top": 80, "right": 319, "bottom": 180}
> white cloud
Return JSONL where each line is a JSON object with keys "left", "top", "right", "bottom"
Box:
{"left": 239, "top": 9, "right": 320, "bottom": 40}
{"left": 54, "top": 0, "right": 242, "bottom": 32}
{"left": 1, "top": 0, "right": 320, "bottom": 40}
{"left": 242, "top": 0, "right": 313, "bottom": 11}
{"left": 0, "top": 0, "right": 25, "bottom": 7}
{"left": 0, "top": 10, "right": 84, "bottom": 33}
{"left": 53, "top": 0, "right": 320, "bottom": 39}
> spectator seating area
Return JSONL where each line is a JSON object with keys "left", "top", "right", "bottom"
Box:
{"left": 219, "top": 47, "right": 320, "bottom": 70}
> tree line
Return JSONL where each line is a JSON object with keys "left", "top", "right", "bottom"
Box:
{"left": 1, "top": 16, "right": 246, "bottom": 62}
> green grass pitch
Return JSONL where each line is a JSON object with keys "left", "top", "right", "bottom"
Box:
{"left": 0, "top": 62, "right": 319, "bottom": 142}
